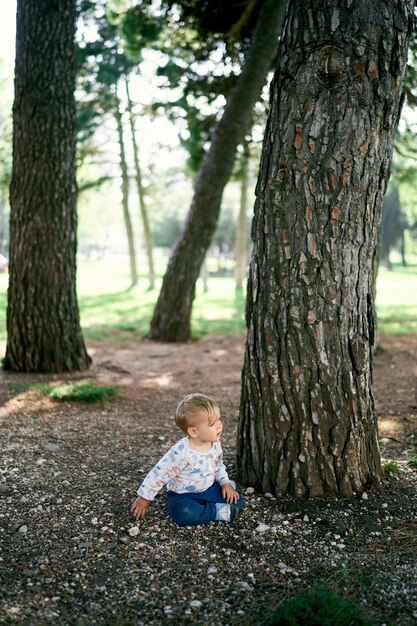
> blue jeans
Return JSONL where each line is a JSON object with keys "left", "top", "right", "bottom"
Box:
{"left": 166, "top": 481, "right": 244, "bottom": 526}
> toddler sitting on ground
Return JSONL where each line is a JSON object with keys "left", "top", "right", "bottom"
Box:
{"left": 131, "top": 393, "right": 244, "bottom": 526}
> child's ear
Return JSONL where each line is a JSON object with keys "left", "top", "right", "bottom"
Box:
{"left": 187, "top": 425, "right": 198, "bottom": 438}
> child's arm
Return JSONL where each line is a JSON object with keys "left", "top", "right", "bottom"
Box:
{"left": 131, "top": 495, "right": 149, "bottom": 520}
{"left": 132, "top": 440, "right": 188, "bottom": 519}
{"left": 214, "top": 444, "right": 240, "bottom": 503}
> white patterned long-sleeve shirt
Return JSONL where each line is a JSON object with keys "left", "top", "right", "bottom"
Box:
{"left": 137, "top": 437, "right": 230, "bottom": 501}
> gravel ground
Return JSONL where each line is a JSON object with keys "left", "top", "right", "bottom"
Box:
{"left": 1, "top": 334, "right": 416, "bottom": 625}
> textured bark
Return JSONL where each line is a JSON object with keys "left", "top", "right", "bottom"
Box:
{"left": 149, "top": 0, "right": 286, "bottom": 341}
{"left": 125, "top": 75, "right": 155, "bottom": 290}
{"left": 235, "top": 143, "right": 250, "bottom": 291}
{"left": 6, "top": 0, "right": 91, "bottom": 373}
{"left": 238, "top": 0, "right": 413, "bottom": 497}
{"left": 114, "top": 93, "right": 138, "bottom": 288}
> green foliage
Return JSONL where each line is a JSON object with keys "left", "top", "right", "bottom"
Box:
{"left": 408, "top": 455, "right": 417, "bottom": 468}
{"left": 382, "top": 459, "right": 401, "bottom": 474}
{"left": 268, "top": 587, "right": 368, "bottom": 626}
{"left": 11, "top": 380, "right": 118, "bottom": 403}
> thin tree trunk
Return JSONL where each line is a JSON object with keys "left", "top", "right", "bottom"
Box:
{"left": 238, "top": 0, "right": 413, "bottom": 497}
{"left": 0, "top": 194, "right": 6, "bottom": 256}
{"left": 114, "top": 91, "right": 138, "bottom": 288}
{"left": 235, "top": 142, "right": 250, "bottom": 291}
{"left": 401, "top": 230, "right": 406, "bottom": 266}
{"left": 6, "top": 0, "right": 90, "bottom": 373}
{"left": 200, "top": 260, "right": 209, "bottom": 293}
{"left": 125, "top": 74, "right": 155, "bottom": 289}
{"left": 149, "top": 0, "right": 286, "bottom": 341}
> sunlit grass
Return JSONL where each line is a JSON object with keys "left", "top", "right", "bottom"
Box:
{"left": 0, "top": 259, "right": 416, "bottom": 344}
{"left": 376, "top": 264, "right": 417, "bottom": 334}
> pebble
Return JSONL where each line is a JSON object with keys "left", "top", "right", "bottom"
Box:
{"left": 128, "top": 526, "right": 140, "bottom": 537}
{"left": 264, "top": 492, "right": 275, "bottom": 500}
{"left": 382, "top": 503, "right": 388, "bottom": 508}
{"left": 18, "top": 525, "right": 28, "bottom": 534}
{"left": 189, "top": 600, "right": 202, "bottom": 609}
{"left": 91, "top": 517, "right": 99, "bottom": 525}
{"left": 361, "top": 492, "right": 368, "bottom": 500}
{"left": 303, "top": 515, "right": 309, "bottom": 522}
{"left": 245, "top": 487, "right": 255, "bottom": 494}
{"left": 255, "top": 523, "right": 270, "bottom": 533}
{"left": 236, "top": 581, "right": 253, "bottom": 591}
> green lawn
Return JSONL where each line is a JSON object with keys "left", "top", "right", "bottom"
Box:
{"left": 376, "top": 265, "right": 417, "bottom": 334}
{"left": 0, "top": 260, "right": 416, "bottom": 343}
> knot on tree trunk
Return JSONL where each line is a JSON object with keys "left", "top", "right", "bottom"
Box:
{"left": 317, "top": 46, "right": 347, "bottom": 88}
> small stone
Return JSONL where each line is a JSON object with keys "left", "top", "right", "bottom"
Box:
{"left": 382, "top": 503, "right": 388, "bottom": 508}
{"left": 128, "top": 526, "right": 140, "bottom": 537}
{"left": 361, "top": 492, "right": 368, "bottom": 500}
{"left": 207, "top": 566, "right": 217, "bottom": 575}
{"left": 91, "top": 517, "right": 99, "bottom": 525}
{"left": 245, "top": 487, "right": 255, "bottom": 494}
{"left": 264, "top": 492, "right": 275, "bottom": 500}
{"left": 43, "top": 443, "right": 60, "bottom": 452}
{"left": 255, "top": 523, "right": 270, "bottom": 533}
{"left": 236, "top": 581, "right": 253, "bottom": 591}
{"left": 189, "top": 600, "right": 202, "bottom": 609}
{"left": 303, "top": 515, "right": 309, "bottom": 522}
{"left": 18, "top": 525, "right": 28, "bottom": 534}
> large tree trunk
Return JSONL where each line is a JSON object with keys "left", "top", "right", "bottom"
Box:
{"left": 125, "top": 74, "right": 155, "bottom": 290}
{"left": 149, "top": 0, "right": 286, "bottom": 341}
{"left": 235, "top": 142, "right": 250, "bottom": 291}
{"left": 238, "top": 0, "right": 413, "bottom": 497}
{"left": 5, "top": 0, "right": 91, "bottom": 373}
{"left": 114, "top": 91, "right": 138, "bottom": 288}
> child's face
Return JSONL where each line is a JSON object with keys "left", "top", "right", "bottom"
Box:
{"left": 187, "top": 411, "right": 223, "bottom": 443}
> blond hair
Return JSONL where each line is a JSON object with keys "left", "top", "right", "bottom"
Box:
{"left": 175, "top": 393, "right": 220, "bottom": 434}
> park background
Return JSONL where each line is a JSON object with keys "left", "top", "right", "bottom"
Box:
{"left": 1, "top": 2, "right": 417, "bottom": 625}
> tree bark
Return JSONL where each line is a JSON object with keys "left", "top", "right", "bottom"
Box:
{"left": 6, "top": 0, "right": 91, "bottom": 373}
{"left": 114, "top": 91, "right": 138, "bottom": 288}
{"left": 125, "top": 74, "right": 155, "bottom": 290}
{"left": 238, "top": 0, "right": 413, "bottom": 497}
{"left": 149, "top": 0, "right": 286, "bottom": 341}
{"left": 235, "top": 142, "right": 250, "bottom": 291}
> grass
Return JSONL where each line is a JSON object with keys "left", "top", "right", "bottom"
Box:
{"left": 376, "top": 264, "right": 417, "bottom": 334}
{"left": 382, "top": 459, "right": 401, "bottom": 474}
{"left": 11, "top": 379, "right": 118, "bottom": 403}
{"left": 408, "top": 455, "right": 417, "bottom": 468}
{"left": 0, "top": 258, "right": 416, "bottom": 344}
{"left": 268, "top": 587, "right": 368, "bottom": 626}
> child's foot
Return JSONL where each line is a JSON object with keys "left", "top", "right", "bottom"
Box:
{"left": 229, "top": 504, "right": 240, "bottom": 522}
{"left": 215, "top": 503, "right": 240, "bottom": 522}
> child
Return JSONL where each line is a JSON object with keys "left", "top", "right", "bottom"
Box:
{"left": 131, "top": 393, "right": 244, "bottom": 526}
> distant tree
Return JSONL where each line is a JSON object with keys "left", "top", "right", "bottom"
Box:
{"left": 235, "top": 141, "right": 251, "bottom": 291}
{"left": 150, "top": 0, "right": 286, "bottom": 341}
{"left": 6, "top": 0, "right": 91, "bottom": 372}
{"left": 381, "top": 186, "right": 408, "bottom": 268}
{"left": 237, "top": 0, "right": 413, "bottom": 497}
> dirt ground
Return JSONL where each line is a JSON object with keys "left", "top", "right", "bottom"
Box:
{"left": 0, "top": 332, "right": 416, "bottom": 625}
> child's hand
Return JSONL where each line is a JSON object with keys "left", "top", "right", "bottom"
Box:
{"left": 222, "top": 483, "right": 239, "bottom": 504}
{"left": 131, "top": 495, "right": 149, "bottom": 520}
